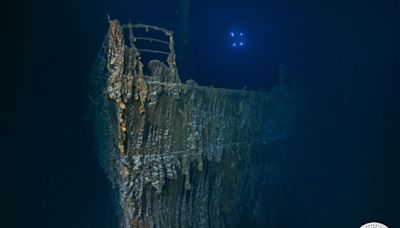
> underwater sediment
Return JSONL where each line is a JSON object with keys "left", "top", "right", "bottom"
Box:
{"left": 88, "top": 20, "right": 297, "bottom": 227}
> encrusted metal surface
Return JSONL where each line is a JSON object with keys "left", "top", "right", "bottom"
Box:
{"left": 89, "top": 20, "right": 297, "bottom": 227}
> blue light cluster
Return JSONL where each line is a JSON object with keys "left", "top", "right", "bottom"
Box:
{"left": 229, "top": 31, "right": 245, "bottom": 48}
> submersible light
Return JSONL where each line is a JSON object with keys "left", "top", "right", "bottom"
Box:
{"left": 229, "top": 31, "right": 245, "bottom": 48}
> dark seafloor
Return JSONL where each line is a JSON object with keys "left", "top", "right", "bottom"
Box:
{"left": 8, "top": 0, "right": 400, "bottom": 227}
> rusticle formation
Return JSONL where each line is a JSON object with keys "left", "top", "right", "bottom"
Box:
{"left": 88, "top": 20, "right": 297, "bottom": 227}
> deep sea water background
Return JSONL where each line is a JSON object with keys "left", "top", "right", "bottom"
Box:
{"left": 8, "top": 0, "right": 399, "bottom": 227}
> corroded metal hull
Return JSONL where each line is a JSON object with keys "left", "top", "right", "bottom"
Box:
{"left": 89, "top": 20, "right": 297, "bottom": 227}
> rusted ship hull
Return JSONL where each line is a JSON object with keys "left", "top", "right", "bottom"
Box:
{"left": 88, "top": 20, "right": 297, "bottom": 227}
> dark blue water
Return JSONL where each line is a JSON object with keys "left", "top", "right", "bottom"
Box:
{"left": 11, "top": 0, "right": 399, "bottom": 227}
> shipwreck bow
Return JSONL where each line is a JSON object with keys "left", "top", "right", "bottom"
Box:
{"left": 88, "top": 20, "right": 297, "bottom": 228}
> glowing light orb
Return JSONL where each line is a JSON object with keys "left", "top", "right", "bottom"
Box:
{"left": 229, "top": 31, "right": 245, "bottom": 48}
